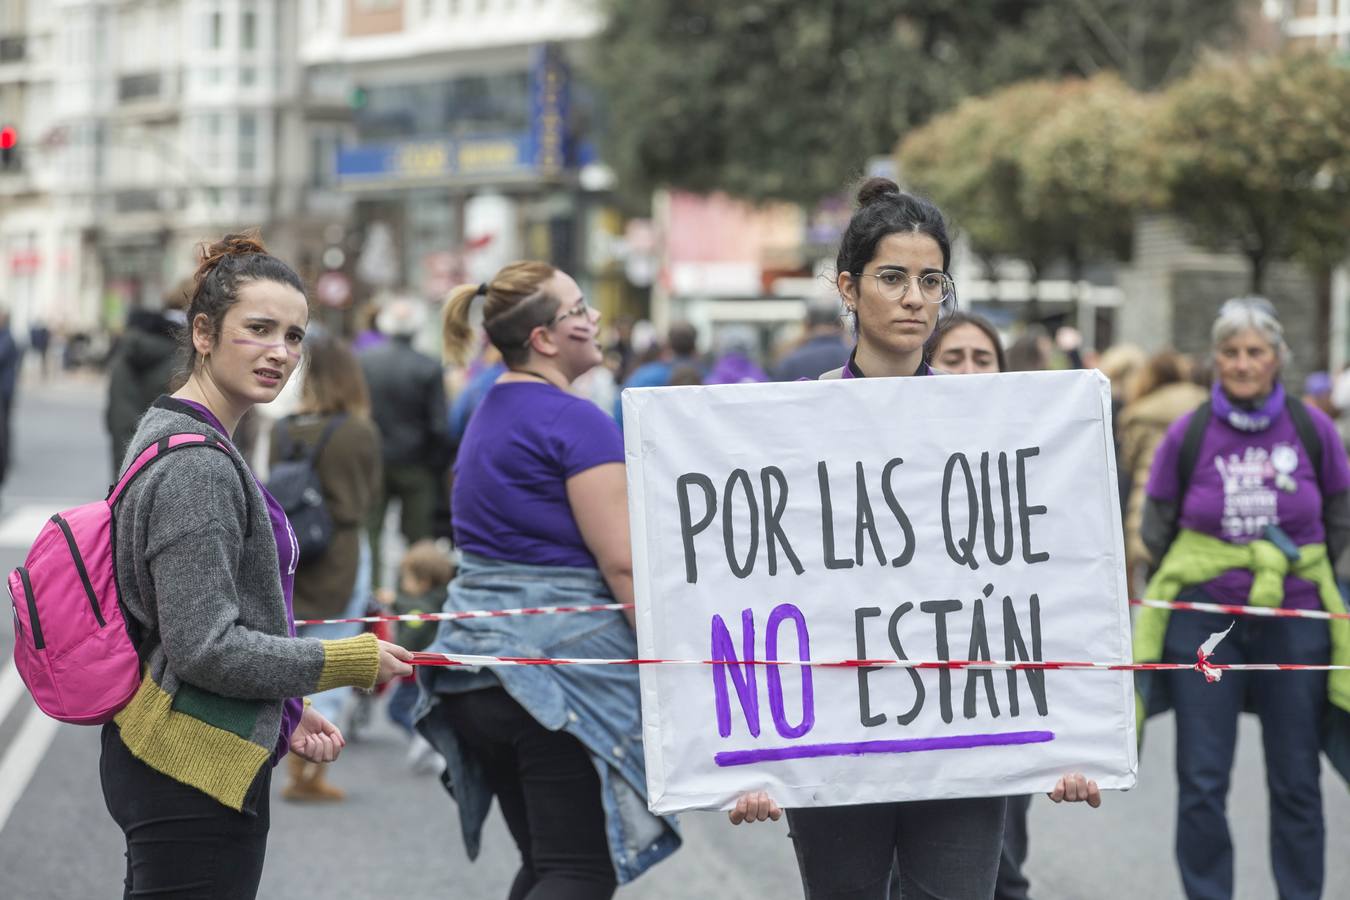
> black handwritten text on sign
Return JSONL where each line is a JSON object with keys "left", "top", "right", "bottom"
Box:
{"left": 676, "top": 448, "right": 1050, "bottom": 584}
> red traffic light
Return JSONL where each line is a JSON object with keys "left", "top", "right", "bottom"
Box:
{"left": 0, "top": 127, "right": 16, "bottom": 151}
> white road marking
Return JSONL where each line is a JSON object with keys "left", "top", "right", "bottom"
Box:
{"left": 0, "top": 706, "right": 60, "bottom": 831}
{"left": 0, "top": 664, "right": 28, "bottom": 732}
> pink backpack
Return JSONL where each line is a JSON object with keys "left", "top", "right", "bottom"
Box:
{"left": 8, "top": 433, "right": 236, "bottom": 724}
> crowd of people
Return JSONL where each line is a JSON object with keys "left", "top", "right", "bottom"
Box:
{"left": 68, "top": 174, "right": 1350, "bottom": 900}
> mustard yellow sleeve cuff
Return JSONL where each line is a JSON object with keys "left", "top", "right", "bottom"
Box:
{"left": 317, "top": 632, "right": 380, "bottom": 692}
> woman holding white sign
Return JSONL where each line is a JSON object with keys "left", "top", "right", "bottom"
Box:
{"left": 418, "top": 263, "right": 680, "bottom": 899}
{"left": 730, "top": 178, "right": 1100, "bottom": 900}
{"left": 1136, "top": 297, "right": 1350, "bottom": 900}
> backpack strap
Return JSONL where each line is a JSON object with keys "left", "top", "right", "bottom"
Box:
{"left": 1284, "top": 394, "right": 1326, "bottom": 495}
{"left": 1175, "top": 400, "right": 1212, "bottom": 503}
{"left": 107, "top": 433, "right": 254, "bottom": 534}
{"left": 307, "top": 414, "right": 347, "bottom": 466}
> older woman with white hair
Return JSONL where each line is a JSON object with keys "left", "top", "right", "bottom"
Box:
{"left": 1134, "top": 297, "right": 1350, "bottom": 900}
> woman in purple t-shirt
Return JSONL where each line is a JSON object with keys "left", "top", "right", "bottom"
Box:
{"left": 1138, "top": 297, "right": 1350, "bottom": 900}
{"left": 422, "top": 262, "right": 679, "bottom": 897}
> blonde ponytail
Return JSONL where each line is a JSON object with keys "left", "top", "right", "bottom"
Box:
{"left": 443, "top": 261, "right": 558, "bottom": 367}
{"left": 442, "top": 283, "right": 482, "bottom": 364}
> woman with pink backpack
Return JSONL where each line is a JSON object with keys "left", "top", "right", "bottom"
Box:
{"left": 98, "top": 233, "right": 413, "bottom": 898}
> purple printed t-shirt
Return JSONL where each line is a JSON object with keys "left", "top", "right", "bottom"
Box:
{"left": 180, "top": 400, "right": 303, "bottom": 762}
{"left": 1146, "top": 402, "right": 1350, "bottom": 609}
{"left": 453, "top": 382, "right": 624, "bottom": 568}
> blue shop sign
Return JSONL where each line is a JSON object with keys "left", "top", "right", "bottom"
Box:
{"left": 337, "top": 134, "right": 536, "bottom": 183}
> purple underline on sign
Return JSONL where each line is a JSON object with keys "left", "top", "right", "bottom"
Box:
{"left": 712, "top": 730, "right": 1056, "bottom": 767}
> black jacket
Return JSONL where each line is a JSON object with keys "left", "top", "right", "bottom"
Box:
{"left": 106, "top": 310, "right": 181, "bottom": 474}
{"left": 359, "top": 337, "right": 450, "bottom": 469}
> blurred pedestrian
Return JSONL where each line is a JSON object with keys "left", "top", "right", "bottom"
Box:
{"left": 1303, "top": 371, "right": 1335, "bottom": 418}
{"left": 270, "top": 335, "right": 383, "bottom": 803}
{"left": 101, "top": 232, "right": 412, "bottom": 899}
{"left": 104, "top": 278, "right": 191, "bottom": 477}
{"left": 359, "top": 296, "right": 451, "bottom": 588}
{"left": 614, "top": 321, "right": 701, "bottom": 426}
{"left": 28, "top": 319, "right": 51, "bottom": 380}
{"left": 0, "top": 308, "right": 23, "bottom": 490}
{"left": 1004, "top": 327, "right": 1051, "bottom": 372}
{"left": 1097, "top": 343, "right": 1150, "bottom": 519}
{"left": 1135, "top": 297, "right": 1350, "bottom": 900}
{"left": 351, "top": 301, "right": 386, "bottom": 353}
{"left": 376, "top": 539, "right": 455, "bottom": 771}
{"left": 773, "top": 303, "right": 850, "bottom": 381}
{"left": 930, "top": 310, "right": 1006, "bottom": 374}
{"left": 421, "top": 262, "right": 681, "bottom": 897}
{"left": 705, "top": 326, "right": 769, "bottom": 385}
{"left": 1117, "top": 350, "right": 1207, "bottom": 597}
{"left": 729, "top": 178, "right": 1102, "bottom": 899}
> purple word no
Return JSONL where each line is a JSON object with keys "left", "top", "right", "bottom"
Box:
{"left": 711, "top": 603, "right": 815, "bottom": 740}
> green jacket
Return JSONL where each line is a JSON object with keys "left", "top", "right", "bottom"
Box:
{"left": 1133, "top": 528, "right": 1350, "bottom": 783}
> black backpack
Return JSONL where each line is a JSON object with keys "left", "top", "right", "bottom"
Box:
{"left": 268, "top": 414, "right": 346, "bottom": 565}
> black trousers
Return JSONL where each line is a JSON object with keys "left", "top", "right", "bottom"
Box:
{"left": 438, "top": 687, "right": 617, "bottom": 900}
{"left": 99, "top": 724, "right": 271, "bottom": 899}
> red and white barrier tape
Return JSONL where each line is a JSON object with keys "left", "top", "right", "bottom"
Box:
{"left": 1130, "top": 597, "right": 1350, "bottom": 622}
{"left": 406, "top": 626, "right": 1339, "bottom": 684}
{"left": 294, "top": 602, "right": 631, "bottom": 627}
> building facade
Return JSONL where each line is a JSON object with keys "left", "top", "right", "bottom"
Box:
{"left": 1284, "top": 0, "right": 1350, "bottom": 48}
{"left": 0, "top": 0, "right": 347, "bottom": 336}
{"left": 299, "top": 0, "right": 626, "bottom": 313}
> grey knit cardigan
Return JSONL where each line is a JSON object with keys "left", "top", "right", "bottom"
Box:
{"left": 111, "top": 397, "right": 378, "bottom": 810}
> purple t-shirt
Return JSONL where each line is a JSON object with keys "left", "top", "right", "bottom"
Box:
{"left": 1146, "top": 402, "right": 1350, "bottom": 609}
{"left": 453, "top": 382, "right": 624, "bottom": 568}
{"left": 180, "top": 400, "right": 303, "bottom": 761}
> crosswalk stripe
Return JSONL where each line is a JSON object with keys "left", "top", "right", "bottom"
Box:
{"left": 0, "top": 707, "right": 59, "bottom": 831}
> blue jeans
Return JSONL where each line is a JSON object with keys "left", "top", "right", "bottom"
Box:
{"left": 295, "top": 538, "right": 371, "bottom": 723}
{"left": 1164, "top": 607, "right": 1328, "bottom": 900}
{"left": 387, "top": 678, "right": 419, "bottom": 734}
{"left": 786, "top": 796, "right": 1006, "bottom": 899}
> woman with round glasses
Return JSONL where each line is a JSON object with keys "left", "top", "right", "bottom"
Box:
{"left": 418, "top": 263, "right": 680, "bottom": 899}
{"left": 730, "top": 178, "right": 1101, "bottom": 900}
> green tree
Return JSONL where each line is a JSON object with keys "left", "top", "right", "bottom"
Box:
{"left": 898, "top": 75, "right": 1154, "bottom": 292}
{"left": 1155, "top": 52, "right": 1350, "bottom": 293}
{"left": 590, "top": 0, "right": 1245, "bottom": 206}
{"left": 1018, "top": 74, "right": 1159, "bottom": 275}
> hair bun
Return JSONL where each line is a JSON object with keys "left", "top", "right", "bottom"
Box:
{"left": 195, "top": 230, "right": 268, "bottom": 283}
{"left": 856, "top": 176, "right": 901, "bottom": 208}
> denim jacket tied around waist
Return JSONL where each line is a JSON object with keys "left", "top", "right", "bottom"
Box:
{"left": 414, "top": 551, "right": 681, "bottom": 884}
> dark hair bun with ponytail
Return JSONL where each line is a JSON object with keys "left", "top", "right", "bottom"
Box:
{"left": 856, "top": 176, "right": 901, "bottom": 208}
{"left": 194, "top": 231, "right": 270, "bottom": 285}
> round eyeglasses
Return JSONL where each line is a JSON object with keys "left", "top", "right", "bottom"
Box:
{"left": 855, "top": 270, "right": 954, "bottom": 304}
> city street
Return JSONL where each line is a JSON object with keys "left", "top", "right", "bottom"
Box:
{"left": 0, "top": 374, "right": 1347, "bottom": 900}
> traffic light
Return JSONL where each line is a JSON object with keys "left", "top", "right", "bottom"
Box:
{"left": 0, "top": 126, "right": 17, "bottom": 170}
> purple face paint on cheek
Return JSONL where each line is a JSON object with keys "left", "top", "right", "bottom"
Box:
{"left": 231, "top": 337, "right": 301, "bottom": 359}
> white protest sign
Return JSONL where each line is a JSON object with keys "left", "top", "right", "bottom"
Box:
{"left": 623, "top": 369, "right": 1137, "bottom": 814}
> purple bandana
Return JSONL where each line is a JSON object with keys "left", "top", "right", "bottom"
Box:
{"left": 1211, "top": 381, "right": 1285, "bottom": 433}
